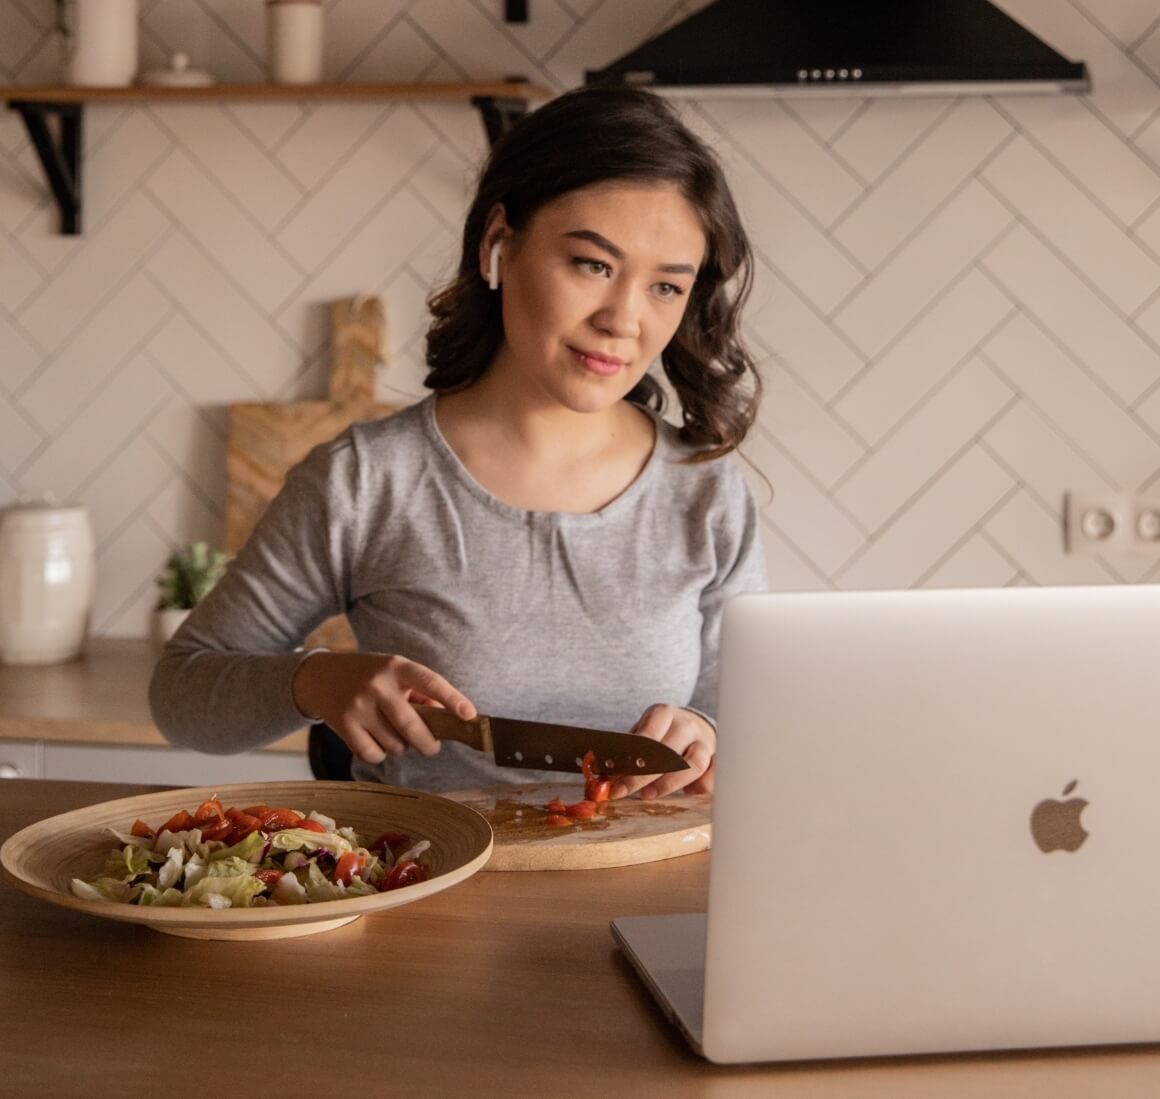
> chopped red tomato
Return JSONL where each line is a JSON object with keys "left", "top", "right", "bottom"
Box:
{"left": 222, "top": 810, "right": 261, "bottom": 845}
{"left": 580, "top": 750, "right": 612, "bottom": 802}
{"left": 253, "top": 868, "right": 284, "bottom": 887}
{"left": 160, "top": 809, "right": 195, "bottom": 833}
{"left": 544, "top": 813, "right": 573, "bottom": 828}
{"left": 296, "top": 818, "right": 327, "bottom": 833}
{"left": 130, "top": 819, "right": 155, "bottom": 839}
{"left": 585, "top": 778, "right": 612, "bottom": 804}
{"left": 260, "top": 808, "right": 303, "bottom": 833}
{"left": 242, "top": 805, "right": 275, "bottom": 819}
{"left": 545, "top": 798, "right": 567, "bottom": 813}
{"left": 564, "top": 800, "right": 598, "bottom": 819}
{"left": 383, "top": 859, "right": 427, "bottom": 890}
{"left": 198, "top": 818, "right": 233, "bottom": 842}
{"left": 334, "top": 852, "right": 367, "bottom": 886}
{"left": 193, "top": 798, "right": 225, "bottom": 823}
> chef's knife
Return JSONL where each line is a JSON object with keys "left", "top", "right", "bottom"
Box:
{"left": 413, "top": 704, "right": 689, "bottom": 777}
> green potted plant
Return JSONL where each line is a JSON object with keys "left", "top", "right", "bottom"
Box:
{"left": 152, "top": 541, "right": 230, "bottom": 649}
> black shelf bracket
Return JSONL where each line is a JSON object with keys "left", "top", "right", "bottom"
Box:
{"left": 471, "top": 95, "right": 528, "bottom": 146}
{"left": 9, "top": 100, "right": 84, "bottom": 235}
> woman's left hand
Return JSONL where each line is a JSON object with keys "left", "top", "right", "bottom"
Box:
{"left": 610, "top": 704, "right": 715, "bottom": 800}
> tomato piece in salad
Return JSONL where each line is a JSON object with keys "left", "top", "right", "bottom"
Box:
{"left": 160, "top": 809, "right": 195, "bottom": 833}
{"left": 198, "top": 818, "right": 233, "bottom": 842}
{"left": 383, "top": 859, "right": 427, "bottom": 890}
{"left": 544, "top": 813, "right": 573, "bottom": 828}
{"left": 193, "top": 798, "right": 225, "bottom": 823}
{"left": 260, "top": 808, "right": 303, "bottom": 833}
{"left": 296, "top": 818, "right": 327, "bottom": 834}
{"left": 334, "top": 852, "right": 368, "bottom": 887}
{"left": 130, "top": 819, "right": 155, "bottom": 839}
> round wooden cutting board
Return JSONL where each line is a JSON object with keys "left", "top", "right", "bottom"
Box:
{"left": 446, "top": 783, "right": 712, "bottom": 871}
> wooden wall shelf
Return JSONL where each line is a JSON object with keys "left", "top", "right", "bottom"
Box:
{"left": 4, "top": 80, "right": 551, "bottom": 235}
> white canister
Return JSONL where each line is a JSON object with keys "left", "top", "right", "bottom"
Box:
{"left": 266, "top": 0, "right": 324, "bottom": 85}
{"left": 61, "top": 0, "right": 139, "bottom": 88}
{"left": 0, "top": 504, "right": 96, "bottom": 666}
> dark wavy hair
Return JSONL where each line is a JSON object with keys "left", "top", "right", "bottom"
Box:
{"left": 424, "top": 85, "right": 761, "bottom": 461}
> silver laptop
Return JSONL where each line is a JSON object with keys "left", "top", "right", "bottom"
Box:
{"left": 612, "top": 586, "right": 1160, "bottom": 1063}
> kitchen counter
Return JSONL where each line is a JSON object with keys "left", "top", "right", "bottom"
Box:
{"left": 0, "top": 638, "right": 306, "bottom": 752}
{"left": 4, "top": 779, "right": 1160, "bottom": 1097}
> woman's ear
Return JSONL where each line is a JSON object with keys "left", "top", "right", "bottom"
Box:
{"left": 479, "top": 204, "right": 508, "bottom": 289}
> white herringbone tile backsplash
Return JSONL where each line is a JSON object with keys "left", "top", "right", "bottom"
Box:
{"left": 2, "top": 0, "right": 1160, "bottom": 636}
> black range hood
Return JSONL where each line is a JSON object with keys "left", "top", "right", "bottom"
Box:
{"left": 585, "top": 0, "right": 1089, "bottom": 97}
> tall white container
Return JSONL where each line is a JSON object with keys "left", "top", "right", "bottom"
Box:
{"left": 266, "top": 0, "right": 324, "bottom": 85}
{"left": 61, "top": 0, "right": 139, "bottom": 87}
{"left": 0, "top": 504, "right": 96, "bottom": 665}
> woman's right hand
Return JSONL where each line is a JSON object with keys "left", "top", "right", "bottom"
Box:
{"left": 291, "top": 651, "right": 476, "bottom": 764}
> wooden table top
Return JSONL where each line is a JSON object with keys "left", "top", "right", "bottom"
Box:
{"left": 3, "top": 779, "right": 1160, "bottom": 1098}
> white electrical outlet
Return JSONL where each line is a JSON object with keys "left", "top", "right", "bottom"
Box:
{"left": 1064, "top": 492, "right": 1160, "bottom": 558}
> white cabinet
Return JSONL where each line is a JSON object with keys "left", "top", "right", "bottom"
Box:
{"left": 0, "top": 740, "right": 44, "bottom": 779}
{"left": 1, "top": 739, "right": 312, "bottom": 784}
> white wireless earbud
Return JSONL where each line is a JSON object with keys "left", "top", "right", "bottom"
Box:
{"left": 487, "top": 241, "right": 502, "bottom": 291}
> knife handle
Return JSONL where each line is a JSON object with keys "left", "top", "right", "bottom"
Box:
{"left": 413, "top": 704, "right": 494, "bottom": 753}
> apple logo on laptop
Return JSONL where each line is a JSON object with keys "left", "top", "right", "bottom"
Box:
{"left": 1030, "top": 780, "right": 1089, "bottom": 853}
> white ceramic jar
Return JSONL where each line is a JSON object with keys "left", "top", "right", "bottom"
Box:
{"left": 0, "top": 503, "right": 96, "bottom": 665}
{"left": 61, "top": 0, "right": 139, "bottom": 87}
{"left": 266, "top": 0, "right": 324, "bottom": 85}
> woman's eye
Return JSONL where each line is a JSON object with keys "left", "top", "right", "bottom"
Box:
{"left": 654, "top": 282, "right": 686, "bottom": 300}
{"left": 574, "top": 257, "right": 611, "bottom": 277}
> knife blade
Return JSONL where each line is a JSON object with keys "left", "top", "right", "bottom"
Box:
{"left": 413, "top": 705, "right": 689, "bottom": 777}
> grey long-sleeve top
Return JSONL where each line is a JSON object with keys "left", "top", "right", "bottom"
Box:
{"left": 149, "top": 395, "right": 767, "bottom": 791}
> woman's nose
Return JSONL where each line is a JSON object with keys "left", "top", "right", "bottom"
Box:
{"left": 591, "top": 285, "right": 643, "bottom": 338}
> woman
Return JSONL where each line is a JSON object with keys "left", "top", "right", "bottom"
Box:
{"left": 150, "top": 86, "right": 767, "bottom": 799}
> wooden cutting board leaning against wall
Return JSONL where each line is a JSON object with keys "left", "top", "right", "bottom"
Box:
{"left": 225, "top": 296, "right": 400, "bottom": 650}
{"left": 447, "top": 783, "right": 713, "bottom": 871}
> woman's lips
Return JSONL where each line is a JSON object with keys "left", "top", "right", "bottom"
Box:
{"left": 569, "top": 346, "right": 625, "bottom": 376}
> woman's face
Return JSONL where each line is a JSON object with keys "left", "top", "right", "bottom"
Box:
{"left": 482, "top": 181, "right": 707, "bottom": 415}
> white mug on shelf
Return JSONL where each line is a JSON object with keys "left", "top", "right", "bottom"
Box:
{"left": 59, "top": 0, "right": 140, "bottom": 87}
{"left": 266, "top": 0, "right": 325, "bottom": 85}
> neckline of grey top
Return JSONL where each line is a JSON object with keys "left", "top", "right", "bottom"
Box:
{"left": 418, "top": 393, "right": 668, "bottom": 525}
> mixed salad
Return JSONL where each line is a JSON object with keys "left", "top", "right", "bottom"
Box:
{"left": 70, "top": 798, "right": 430, "bottom": 909}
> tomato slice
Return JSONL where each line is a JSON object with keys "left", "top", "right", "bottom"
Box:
{"left": 260, "top": 808, "right": 303, "bottom": 833}
{"left": 193, "top": 798, "right": 225, "bottom": 823}
{"left": 544, "top": 813, "right": 573, "bottom": 828}
{"left": 242, "top": 805, "right": 275, "bottom": 819}
{"left": 544, "top": 798, "right": 567, "bottom": 813}
{"left": 333, "top": 852, "right": 366, "bottom": 886}
{"left": 253, "top": 868, "right": 284, "bottom": 888}
{"left": 564, "top": 800, "right": 598, "bottom": 819}
{"left": 198, "top": 818, "right": 233, "bottom": 842}
{"left": 383, "top": 859, "right": 427, "bottom": 890}
{"left": 296, "top": 818, "right": 327, "bottom": 834}
{"left": 221, "top": 811, "right": 261, "bottom": 845}
{"left": 130, "top": 819, "right": 155, "bottom": 839}
{"left": 585, "top": 778, "right": 612, "bottom": 804}
{"left": 160, "top": 809, "right": 195, "bottom": 833}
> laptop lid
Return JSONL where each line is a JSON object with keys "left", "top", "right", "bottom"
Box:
{"left": 619, "top": 586, "right": 1160, "bottom": 1064}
